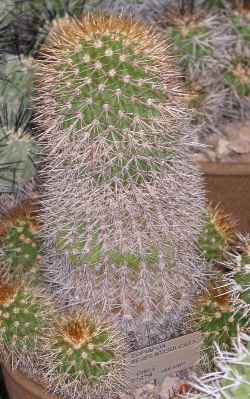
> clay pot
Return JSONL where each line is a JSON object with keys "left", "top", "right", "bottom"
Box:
{"left": 2, "top": 367, "right": 58, "bottom": 399}
{"left": 196, "top": 161, "right": 250, "bottom": 234}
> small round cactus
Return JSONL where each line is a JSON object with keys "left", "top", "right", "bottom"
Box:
{"left": 198, "top": 205, "right": 236, "bottom": 263}
{"left": 0, "top": 202, "right": 42, "bottom": 279}
{"left": 194, "top": 276, "right": 248, "bottom": 361}
{"left": 40, "top": 310, "right": 128, "bottom": 399}
{"left": 0, "top": 274, "right": 52, "bottom": 371}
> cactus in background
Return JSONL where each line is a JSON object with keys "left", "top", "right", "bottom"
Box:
{"left": 0, "top": 55, "right": 33, "bottom": 113}
{"left": 33, "top": 13, "right": 205, "bottom": 349}
{"left": 0, "top": 102, "right": 38, "bottom": 215}
{"left": 0, "top": 201, "right": 42, "bottom": 279}
{"left": 40, "top": 309, "right": 127, "bottom": 399}
{"left": 198, "top": 205, "right": 236, "bottom": 263}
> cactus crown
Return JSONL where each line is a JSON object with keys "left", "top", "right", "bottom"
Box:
{"left": 42, "top": 310, "right": 127, "bottom": 398}
{"left": 35, "top": 14, "right": 182, "bottom": 183}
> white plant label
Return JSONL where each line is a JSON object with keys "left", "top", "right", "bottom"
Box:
{"left": 127, "top": 331, "right": 202, "bottom": 387}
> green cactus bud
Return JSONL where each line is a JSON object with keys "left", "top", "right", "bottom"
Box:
{"left": 198, "top": 206, "right": 236, "bottom": 263}
{"left": 40, "top": 310, "right": 128, "bottom": 398}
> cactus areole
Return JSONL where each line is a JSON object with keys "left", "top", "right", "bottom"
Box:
{"left": 34, "top": 13, "right": 205, "bottom": 349}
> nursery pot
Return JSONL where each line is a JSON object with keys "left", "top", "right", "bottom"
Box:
{"left": 196, "top": 161, "right": 250, "bottom": 234}
{"left": 2, "top": 367, "right": 58, "bottom": 399}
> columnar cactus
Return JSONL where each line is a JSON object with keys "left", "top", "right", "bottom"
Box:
{"left": 33, "top": 13, "right": 205, "bottom": 350}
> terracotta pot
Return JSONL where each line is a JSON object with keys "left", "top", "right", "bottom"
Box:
{"left": 2, "top": 367, "right": 58, "bottom": 399}
{"left": 196, "top": 161, "right": 250, "bottom": 234}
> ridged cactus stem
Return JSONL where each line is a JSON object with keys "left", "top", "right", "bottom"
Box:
{"left": 34, "top": 13, "right": 205, "bottom": 348}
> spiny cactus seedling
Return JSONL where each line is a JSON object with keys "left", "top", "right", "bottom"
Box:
{"left": 0, "top": 274, "right": 53, "bottom": 371}
{"left": 40, "top": 310, "right": 127, "bottom": 399}
{"left": 0, "top": 102, "right": 38, "bottom": 215}
{"left": 0, "top": 201, "right": 42, "bottom": 279}
{"left": 198, "top": 205, "right": 236, "bottom": 263}
{"left": 194, "top": 276, "right": 248, "bottom": 366}
{"left": 34, "top": 13, "right": 205, "bottom": 349}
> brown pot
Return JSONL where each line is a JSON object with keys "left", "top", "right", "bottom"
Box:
{"left": 196, "top": 161, "right": 250, "bottom": 234}
{"left": 2, "top": 367, "right": 59, "bottom": 399}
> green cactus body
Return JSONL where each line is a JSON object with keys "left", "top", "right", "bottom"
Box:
{"left": 196, "top": 279, "right": 248, "bottom": 358}
{"left": 218, "top": 340, "right": 250, "bottom": 399}
{"left": 198, "top": 207, "right": 235, "bottom": 262}
{"left": 34, "top": 13, "right": 205, "bottom": 350}
{"left": 0, "top": 56, "right": 33, "bottom": 113}
{"left": 41, "top": 311, "right": 127, "bottom": 398}
{"left": 168, "top": 24, "right": 212, "bottom": 61}
{"left": 0, "top": 212, "right": 41, "bottom": 278}
{"left": 0, "top": 278, "right": 52, "bottom": 368}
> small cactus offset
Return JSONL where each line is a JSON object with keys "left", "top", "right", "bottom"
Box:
{"left": 198, "top": 205, "right": 236, "bottom": 263}
{"left": 0, "top": 201, "right": 42, "bottom": 279}
{"left": 0, "top": 273, "right": 53, "bottom": 371}
{"left": 194, "top": 275, "right": 248, "bottom": 366}
{"left": 0, "top": 102, "right": 38, "bottom": 215}
{"left": 39, "top": 309, "right": 128, "bottom": 399}
{"left": 34, "top": 13, "right": 205, "bottom": 349}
